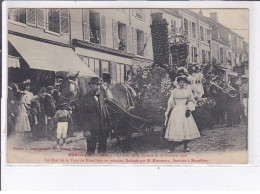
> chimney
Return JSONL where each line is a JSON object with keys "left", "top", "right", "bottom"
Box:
{"left": 210, "top": 12, "right": 218, "bottom": 22}
{"left": 199, "top": 9, "right": 203, "bottom": 15}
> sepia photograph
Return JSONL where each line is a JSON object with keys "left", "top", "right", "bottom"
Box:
{"left": 5, "top": 7, "right": 249, "bottom": 164}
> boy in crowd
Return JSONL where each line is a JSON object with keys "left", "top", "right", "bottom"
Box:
{"left": 54, "top": 103, "right": 72, "bottom": 151}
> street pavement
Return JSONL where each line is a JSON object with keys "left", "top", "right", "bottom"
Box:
{"left": 9, "top": 123, "right": 247, "bottom": 155}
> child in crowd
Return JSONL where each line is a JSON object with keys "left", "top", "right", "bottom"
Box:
{"left": 54, "top": 103, "right": 72, "bottom": 150}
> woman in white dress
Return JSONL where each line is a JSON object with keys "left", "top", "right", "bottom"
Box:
{"left": 164, "top": 76, "right": 201, "bottom": 152}
{"left": 14, "top": 91, "right": 31, "bottom": 142}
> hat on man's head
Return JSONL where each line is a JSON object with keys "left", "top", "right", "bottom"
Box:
{"left": 89, "top": 77, "right": 102, "bottom": 85}
{"left": 38, "top": 87, "right": 47, "bottom": 95}
{"left": 59, "top": 102, "right": 71, "bottom": 110}
{"left": 22, "top": 79, "right": 31, "bottom": 86}
{"left": 47, "top": 86, "right": 55, "bottom": 91}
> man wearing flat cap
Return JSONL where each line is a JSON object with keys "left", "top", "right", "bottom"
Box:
{"left": 82, "top": 77, "right": 111, "bottom": 154}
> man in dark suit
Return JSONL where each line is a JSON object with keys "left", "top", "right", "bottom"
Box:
{"left": 83, "top": 77, "right": 111, "bottom": 154}
{"left": 44, "top": 86, "right": 56, "bottom": 139}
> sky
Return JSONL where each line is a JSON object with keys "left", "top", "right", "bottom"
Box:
{"left": 191, "top": 9, "right": 249, "bottom": 43}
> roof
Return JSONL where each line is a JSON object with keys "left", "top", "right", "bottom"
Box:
{"left": 179, "top": 9, "right": 244, "bottom": 40}
{"left": 163, "top": 9, "right": 183, "bottom": 18}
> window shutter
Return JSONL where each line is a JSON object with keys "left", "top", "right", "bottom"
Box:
{"left": 112, "top": 20, "right": 119, "bottom": 49}
{"left": 126, "top": 25, "right": 132, "bottom": 53}
{"left": 120, "top": 65, "right": 125, "bottom": 83}
{"left": 26, "top": 9, "right": 36, "bottom": 26}
{"left": 100, "top": 15, "right": 106, "bottom": 46}
{"left": 189, "top": 21, "right": 192, "bottom": 37}
{"left": 36, "top": 9, "right": 45, "bottom": 28}
{"left": 60, "top": 9, "right": 69, "bottom": 34}
{"left": 144, "top": 32, "right": 148, "bottom": 57}
{"left": 132, "top": 28, "right": 137, "bottom": 54}
{"left": 83, "top": 9, "right": 90, "bottom": 41}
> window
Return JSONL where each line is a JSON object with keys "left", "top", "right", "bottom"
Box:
{"left": 171, "top": 20, "right": 176, "bottom": 32}
{"left": 234, "top": 53, "right": 238, "bottom": 65}
{"left": 101, "top": 60, "right": 111, "bottom": 84}
{"left": 60, "top": 9, "right": 69, "bottom": 33}
{"left": 220, "top": 48, "right": 224, "bottom": 63}
{"left": 85, "top": 57, "right": 100, "bottom": 76}
{"left": 202, "top": 50, "right": 206, "bottom": 64}
{"left": 208, "top": 51, "right": 211, "bottom": 62}
{"left": 183, "top": 18, "right": 189, "bottom": 35}
{"left": 192, "top": 22, "right": 196, "bottom": 38}
{"left": 194, "top": 47, "right": 197, "bottom": 62}
{"left": 89, "top": 10, "right": 101, "bottom": 44}
{"left": 8, "top": 8, "right": 69, "bottom": 34}
{"left": 36, "top": 9, "right": 45, "bottom": 28}
{"left": 94, "top": 59, "right": 100, "bottom": 76}
{"left": 120, "top": 65, "right": 125, "bottom": 83}
{"left": 234, "top": 37, "right": 237, "bottom": 46}
{"left": 47, "top": 9, "right": 60, "bottom": 33}
{"left": 26, "top": 9, "right": 36, "bottom": 26}
{"left": 47, "top": 9, "right": 69, "bottom": 34}
{"left": 228, "top": 33, "right": 232, "bottom": 45}
{"left": 8, "top": 8, "right": 26, "bottom": 24}
{"left": 200, "top": 26, "right": 204, "bottom": 41}
{"left": 239, "top": 54, "right": 242, "bottom": 63}
{"left": 118, "top": 22, "right": 127, "bottom": 51}
{"left": 228, "top": 52, "right": 232, "bottom": 61}
{"left": 137, "top": 29, "right": 145, "bottom": 56}
{"left": 111, "top": 63, "right": 125, "bottom": 84}
{"left": 207, "top": 29, "right": 211, "bottom": 41}
{"left": 83, "top": 9, "right": 90, "bottom": 41}
{"left": 89, "top": 58, "right": 95, "bottom": 72}
{"left": 191, "top": 46, "right": 194, "bottom": 62}
{"left": 217, "top": 30, "right": 221, "bottom": 39}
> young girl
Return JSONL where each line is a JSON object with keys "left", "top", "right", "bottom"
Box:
{"left": 191, "top": 66, "right": 205, "bottom": 99}
{"left": 165, "top": 76, "right": 201, "bottom": 152}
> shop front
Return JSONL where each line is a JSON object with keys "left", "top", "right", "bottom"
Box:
{"left": 74, "top": 42, "right": 153, "bottom": 85}
{"left": 8, "top": 34, "right": 96, "bottom": 93}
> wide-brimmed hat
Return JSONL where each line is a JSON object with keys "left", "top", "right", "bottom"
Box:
{"left": 177, "top": 75, "right": 188, "bottom": 83}
{"left": 89, "top": 77, "right": 102, "bottom": 85}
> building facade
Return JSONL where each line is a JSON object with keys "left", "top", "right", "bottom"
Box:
{"left": 71, "top": 8, "right": 153, "bottom": 84}
{"left": 7, "top": 8, "right": 248, "bottom": 85}
{"left": 8, "top": 8, "right": 153, "bottom": 85}
{"left": 177, "top": 9, "right": 212, "bottom": 65}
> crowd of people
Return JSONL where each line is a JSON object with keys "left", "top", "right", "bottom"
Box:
{"left": 7, "top": 63, "right": 248, "bottom": 153}
{"left": 7, "top": 79, "right": 74, "bottom": 150}
{"left": 162, "top": 64, "right": 248, "bottom": 152}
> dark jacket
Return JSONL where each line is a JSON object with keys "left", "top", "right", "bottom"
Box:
{"left": 44, "top": 94, "right": 56, "bottom": 117}
{"left": 82, "top": 92, "right": 111, "bottom": 136}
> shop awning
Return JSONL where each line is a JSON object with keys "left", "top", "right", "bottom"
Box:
{"left": 8, "top": 34, "right": 97, "bottom": 77}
